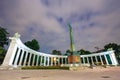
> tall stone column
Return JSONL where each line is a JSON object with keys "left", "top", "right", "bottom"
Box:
{"left": 68, "top": 24, "right": 80, "bottom": 64}
{"left": 69, "top": 24, "right": 75, "bottom": 52}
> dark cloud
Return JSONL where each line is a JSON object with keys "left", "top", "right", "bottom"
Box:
{"left": 0, "top": 0, "right": 120, "bottom": 53}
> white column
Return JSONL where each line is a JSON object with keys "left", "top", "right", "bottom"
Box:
{"left": 57, "top": 57, "right": 59, "bottom": 65}
{"left": 40, "top": 56, "right": 43, "bottom": 66}
{"left": 45, "top": 56, "right": 47, "bottom": 66}
{"left": 91, "top": 56, "right": 94, "bottom": 65}
{"left": 51, "top": 57, "right": 53, "bottom": 66}
{"left": 17, "top": 49, "right": 23, "bottom": 66}
{"left": 83, "top": 57, "right": 85, "bottom": 64}
{"left": 64, "top": 57, "right": 66, "bottom": 64}
{"left": 23, "top": 51, "right": 28, "bottom": 66}
{"left": 62, "top": 58, "right": 63, "bottom": 64}
{"left": 3, "top": 38, "right": 18, "bottom": 66}
{"left": 104, "top": 54, "right": 109, "bottom": 65}
{"left": 14, "top": 48, "right": 21, "bottom": 66}
{"left": 47, "top": 57, "right": 50, "bottom": 66}
{"left": 66, "top": 58, "right": 68, "bottom": 64}
{"left": 36, "top": 55, "right": 39, "bottom": 66}
{"left": 95, "top": 56, "right": 98, "bottom": 65}
{"left": 65, "top": 58, "right": 67, "bottom": 64}
{"left": 37, "top": 56, "right": 40, "bottom": 66}
{"left": 109, "top": 54, "right": 113, "bottom": 64}
{"left": 57, "top": 57, "right": 60, "bottom": 65}
{"left": 18, "top": 50, "right": 24, "bottom": 66}
{"left": 109, "top": 53, "right": 118, "bottom": 65}
{"left": 32, "top": 54, "right": 36, "bottom": 66}
{"left": 28, "top": 53, "right": 32, "bottom": 66}
{"left": 110, "top": 52, "right": 118, "bottom": 65}
{"left": 8, "top": 45, "right": 18, "bottom": 66}
{"left": 87, "top": 57, "right": 90, "bottom": 64}
{"left": 44, "top": 56, "right": 46, "bottom": 66}
{"left": 100, "top": 55, "right": 104, "bottom": 65}
{"left": 54, "top": 57, "right": 57, "bottom": 66}
{"left": 49, "top": 57, "right": 51, "bottom": 66}
{"left": 52, "top": 57, "right": 54, "bottom": 66}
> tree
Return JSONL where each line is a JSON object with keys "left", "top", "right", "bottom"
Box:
{"left": 66, "top": 49, "right": 71, "bottom": 53}
{"left": 64, "top": 49, "right": 71, "bottom": 56}
{"left": 24, "top": 39, "right": 40, "bottom": 51}
{"left": 78, "top": 49, "right": 86, "bottom": 55}
{"left": 0, "top": 46, "right": 6, "bottom": 64}
{"left": 0, "top": 26, "right": 9, "bottom": 64}
{"left": 0, "top": 26, "right": 9, "bottom": 47}
{"left": 104, "top": 43, "right": 118, "bottom": 51}
{"left": 52, "top": 50, "right": 61, "bottom": 55}
{"left": 77, "top": 49, "right": 92, "bottom": 55}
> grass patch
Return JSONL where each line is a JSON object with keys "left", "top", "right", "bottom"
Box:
{"left": 21, "top": 66, "right": 69, "bottom": 70}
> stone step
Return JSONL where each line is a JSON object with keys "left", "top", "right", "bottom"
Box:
{"left": 0, "top": 66, "right": 21, "bottom": 70}
{"left": 69, "top": 65, "right": 111, "bottom": 71}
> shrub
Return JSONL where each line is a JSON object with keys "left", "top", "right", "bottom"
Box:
{"left": 21, "top": 66, "right": 69, "bottom": 70}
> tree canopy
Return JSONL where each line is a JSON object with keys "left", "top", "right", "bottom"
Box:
{"left": 77, "top": 49, "right": 92, "bottom": 55}
{"left": 0, "top": 46, "right": 6, "bottom": 64}
{"left": 24, "top": 39, "right": 40, "bottom": 51}
{"left": 52, "top": 50, "right": 61, "bottom": 55}
{"left": 0, "top": 26, "right": 9, "bottom": 64}
{"left": 0, "top": 26, "right": 9, "bottom": 47}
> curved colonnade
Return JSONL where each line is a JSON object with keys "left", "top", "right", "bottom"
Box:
{"left": 2, "top": 33, "right": 118, "bottom": 68}
{"left": 81, "top": 51, "right": 118, "bottom": 66}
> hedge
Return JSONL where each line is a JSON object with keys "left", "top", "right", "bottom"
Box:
{"left": 21, "top": 66, "right": 69, "bottom": 70}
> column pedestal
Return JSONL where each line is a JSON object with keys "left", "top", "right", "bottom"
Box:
{"left": 68, "top": 55, "right": 80, "bottom": 64}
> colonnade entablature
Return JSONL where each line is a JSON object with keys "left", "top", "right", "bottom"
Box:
{"left": 2, "top": 33, "right": 118, "bottom": 68}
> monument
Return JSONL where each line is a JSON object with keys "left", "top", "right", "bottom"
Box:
{"left": 1, "top": 26, "right": 118, "bottom": 69}
{"left": 67, "top": 24, "right": 81, "bottom": 65}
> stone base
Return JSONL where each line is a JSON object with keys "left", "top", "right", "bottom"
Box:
{"left": 61, "top": 64, "right": 115, "bottom": 71}
{"left": 0, "top": 65, "right": 21, "bottom": 70}
{"left": 61, "top": 63, "right": 90, "bottom": 67}
{"left": 61, "top": 63, "right": 91, "bottom": 71}
{"left": 68, "top": 55, "right": 80, "bottom": 63}
{"left": 69, "top": 64, "right": 91, "bottom": 71}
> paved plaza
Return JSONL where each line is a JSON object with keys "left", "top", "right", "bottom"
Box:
{"left": 0, "top": 67, "right": 120, "bottom": 80}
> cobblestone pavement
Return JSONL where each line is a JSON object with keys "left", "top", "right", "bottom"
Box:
{"left": 0, "top": 67, "right": 120, "bottom": 80}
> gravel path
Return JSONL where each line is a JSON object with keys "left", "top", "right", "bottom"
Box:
{"left": 0, "top": 67, "right": 120, "bottom": 80}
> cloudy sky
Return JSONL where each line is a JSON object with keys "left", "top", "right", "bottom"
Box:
{"left": 0, "top": 0, "right": 120, "bottom": 54}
